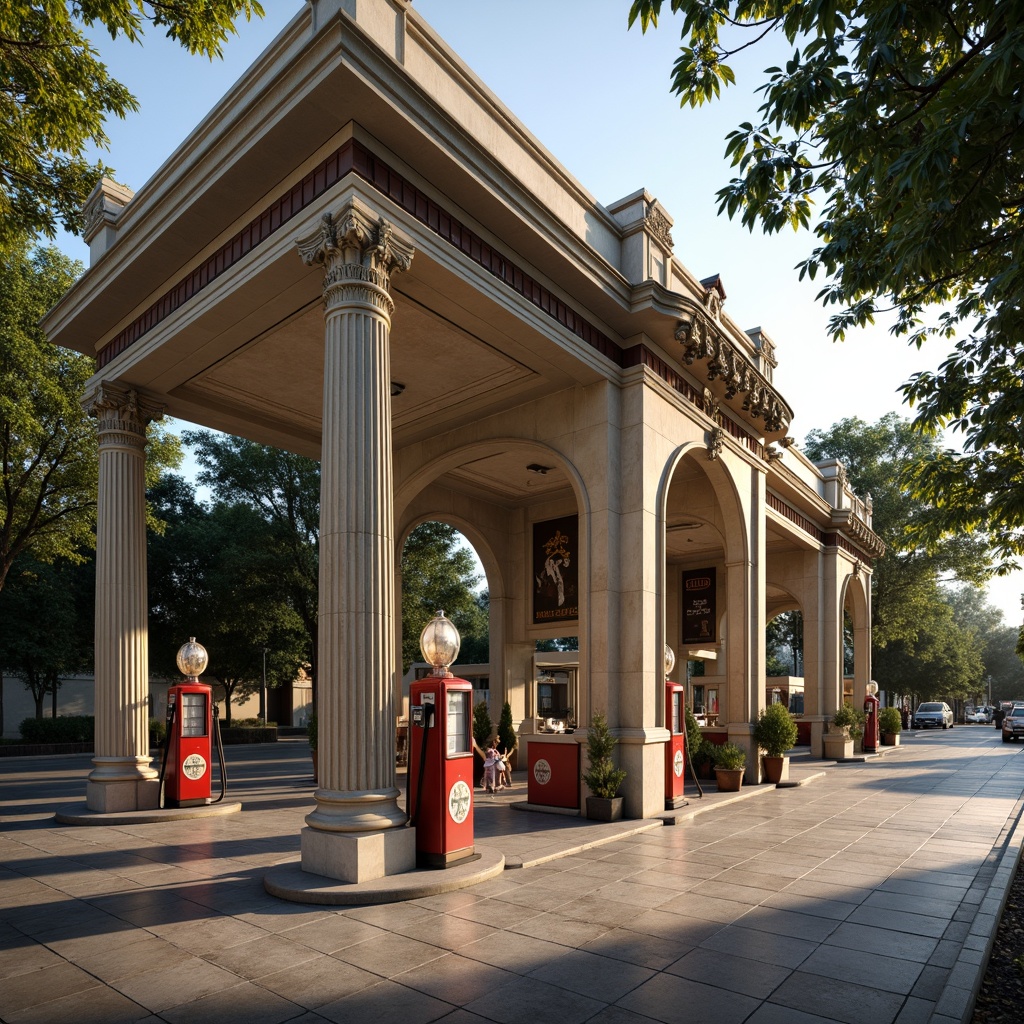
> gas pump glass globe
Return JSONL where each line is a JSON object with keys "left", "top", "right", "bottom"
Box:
{"left": 420, "top": 610, "right": 460, "bottom": 676}
{"left": 664, "top": 644, "right": 676, "bottom": 679}
{"left": 176, "top": 637, "right": 209, "bottom": 680}
{"left": 866, "top": 681, "right": 879, "bottom": 696}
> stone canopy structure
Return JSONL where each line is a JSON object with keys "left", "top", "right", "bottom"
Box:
{"left": 43, "top": 0, "right": 882, "bottom": 880}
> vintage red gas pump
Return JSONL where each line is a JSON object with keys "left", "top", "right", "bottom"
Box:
{"left": 408, "top": 612, "right": 475, "bottom": 868}
{"left": 159, "top": 638, "right": 226, "bottom": 808}
{"left": 664, "top": 646, "right": 686, "bottom": 809}
{"left": 863, "top": 680, "right": 880, "bottom": 753}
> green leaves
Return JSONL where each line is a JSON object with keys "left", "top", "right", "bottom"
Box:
{"left": 635, "top": 0, "right": 1024, "bottom": 560}
{"left": 0, "top": 1, "right": 264, "bottom": 251}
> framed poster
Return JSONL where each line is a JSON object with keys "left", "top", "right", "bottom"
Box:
{"left": 532, "top": 515, "right": 578, "bottom": 624}
{"left": 682, "top": 568, "right": 716, "bottom": 644}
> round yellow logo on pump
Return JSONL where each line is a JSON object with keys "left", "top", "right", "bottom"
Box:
{"left": 182, "top": 753, "right": 207, "bottom": 780}
{"left": 448, "top": 780, "right": 471, "bottom": 823}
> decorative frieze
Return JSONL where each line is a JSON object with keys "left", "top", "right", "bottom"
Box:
{"left": 644, "top": 202, "right": 674, "bottom": 250}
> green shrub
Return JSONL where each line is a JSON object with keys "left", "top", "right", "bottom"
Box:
{"left": 497, "top": 701, "right": 517, "bottom": 753}
{"left": 583, "top": 711, "right": 627, "bottom": 799}
{"left": 684, "top": 706, "right": 703, "bottom": 760}
{"left": 307, "top": 710, "right": 317, "bottom": 752}
{"left": 149, "top": 718, "right": 166, "bottom": 747}
{"left": 473, "top": 700, "right": 493, "bottom": 747}
{"left": 712, "top": 742, "right": 747, "bottom": 771}
{"left": 832, "top": 702, "right": 861, "bottom": 729}
{"left": 753, "top": 703, "right": 798, "bottom": 757}
{"left": 879, "top": 706, "right": 903, "bottom": 734}
{"left": 18, "top": 716, "right": 95, "bottom": 744}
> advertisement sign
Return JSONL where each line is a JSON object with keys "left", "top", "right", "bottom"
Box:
{"left": 682, "top": 568, "right": 716, "bottom": 643}
{"left": 533, "top": 515, "right": 578, "bottom": 624}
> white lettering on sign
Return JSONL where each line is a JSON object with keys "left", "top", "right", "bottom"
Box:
{"left": 448, "top": 780, "right": 471, "bottom": 824}
{"left": 182, "top": 753, "right": 207, "bottom": 780}
{"left": 533, "top": 758, "right": 552, "bottom": 786}
{"left": 673, "top": 749, "right": 684, "bottom": 777}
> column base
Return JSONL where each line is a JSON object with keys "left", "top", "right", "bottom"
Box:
{"left": 86, "top": 756, "right": 160, "bottom": 812}
{"left": 304, "top": 786, "right": 407, "bottom": 832}
{"left": 301, "top": 825, "right": 416, "bottom": 883}
{"left": 86, "top": 778, "right": 160, "bottom": 813}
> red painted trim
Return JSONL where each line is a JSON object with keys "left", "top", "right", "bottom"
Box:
{"left": 98, "top": 139, "right": 621, "bottom": 369}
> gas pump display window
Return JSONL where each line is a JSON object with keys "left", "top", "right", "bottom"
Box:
{"left": 180, "top": 693, "right": 208, "bottom": 737}
{"left": 671, "top": 691, "right": 682, "bottom": 734}
{"left": 446, "top": 690, "right": 470, "bottom": 756}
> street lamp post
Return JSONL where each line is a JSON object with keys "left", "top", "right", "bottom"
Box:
{"left": 260, "top": 647, "right": 269, "bottom": 723}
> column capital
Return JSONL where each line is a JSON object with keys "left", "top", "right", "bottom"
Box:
{"left": 83, "top": 382, "right": 164, "bottom": 451}
{"left": 296, "top": 200, "right": 414, "bottom": 316}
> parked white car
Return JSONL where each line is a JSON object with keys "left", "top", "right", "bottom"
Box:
{"left": 966, "top": 707, "right": 992, "bottom": 723}
{"left": 913, "top": 702, "right": 954, "bottom": 729}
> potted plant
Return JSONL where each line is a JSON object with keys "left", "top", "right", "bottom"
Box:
{"left": 307, "top": 709, "right": 318, "bottom": 784}
{"left": 823, "top": 702, "right": 857, "bottom": 759}
{"left": 472, "top": 700, "right": 492, "bottom": 788}
{"left": 879, "top": 706, "right": 902, "bottom": 746}
{"left": 712, "top": 742, "right": 747, "bottom": 792}
{"left": 753, "top": 702, "right": 798, "bottom": 783}
{"left": 583, "top": 711, "right": 627, "bottom": 820}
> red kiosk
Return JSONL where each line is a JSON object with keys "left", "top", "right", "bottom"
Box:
{"left": 664, "top": 646, "right": 686, "bottom": 809}
{"left": 408, "top": 612, "right": 475, "bottom": 868}
{"left": 863, "top": 680, "right": 880, "bottom": 753}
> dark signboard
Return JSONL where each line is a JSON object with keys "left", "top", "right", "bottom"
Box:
{"left": 682, "top": 568, "right": 716, "bottom": 644}
{"left": 532, "top": 515, "right": 578, "bottom": 624}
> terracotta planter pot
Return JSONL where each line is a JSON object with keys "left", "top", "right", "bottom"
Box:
{"left": 762, "top": 754, "right": 790, "bottom": 784}
{"left": 586, "top": 796, "right": 624, "bottom": 821}
{"left": 881, "top": 732, "right": 900, "bottom": 746}
{"left": 715, "top": 768, "right": 744, "bottom": 792}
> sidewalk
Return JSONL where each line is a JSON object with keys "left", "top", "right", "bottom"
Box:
{"left": 1, "top": 727, "right": 1022, "bottom": 1024}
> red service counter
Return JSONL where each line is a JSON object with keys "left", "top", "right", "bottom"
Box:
{"left": 527, "top": 737, "right": 580, "bottom": 810}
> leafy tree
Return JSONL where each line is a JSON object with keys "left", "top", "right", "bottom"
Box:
{"left": 1, "top": 244, "right": 94, "bottom": 591}
{"left": 804, "top": 415, "right": 987, "bottom": 699}
{"left": 766, "top": 611, "right": 802, "bottom": 676}
{"left": 945, "top": 585, "right": 1024, "bottom": 704}
{"left": 0, "top": 0, "right": 264, "bottom": 252}
{"left": 1, "top": 242, "right": 181, "bottom": 593}
{"left": 183, "top": 430, "right": 318, "bottom": 694}
{"left": 0, "top": 553, "right": 92, "bottom": 718}
{"left": 629, "top": 1, "right": 1024, "bottom": 564}
{"left": 147, "top": 474, "right": 308, "bottom": 723}
{"left": 401, "top": 522, "right": 487, "bottom": 672}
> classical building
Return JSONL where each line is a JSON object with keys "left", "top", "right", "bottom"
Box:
{"left": 42, "top": 1, "right": 881, "bottom": 878}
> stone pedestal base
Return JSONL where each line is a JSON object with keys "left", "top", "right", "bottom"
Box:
{"left": 301, "top": 825, "right": 416, "bottom": 883}
{"left": 86, "top": 778, "right": 160, "bottom": 813}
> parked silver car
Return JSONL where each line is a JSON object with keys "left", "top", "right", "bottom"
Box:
{"left": 1002, "top": 705, "right": 1024, "bottom": 742}
{"left": 913, "top": 702, "right": 954, "bottom": 729}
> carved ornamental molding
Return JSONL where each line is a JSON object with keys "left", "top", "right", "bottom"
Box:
{"left": 296, "top": 202, "right": 414, "bottom": 318}
{"left": 675, "top": 311, "right": 792, "bottom": 436}
{"left": 83, "top": 382, "right": 164, "bottom": 452}
{"left": 831, "top": 508, "right": 886, "bottom": 559}
{"left": 644, "top": 203, "right": 674, "bottom": 250}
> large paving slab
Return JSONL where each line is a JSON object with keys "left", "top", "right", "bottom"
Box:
{"left": 1, "top": 726, "right": 1022, "bottom": 1024}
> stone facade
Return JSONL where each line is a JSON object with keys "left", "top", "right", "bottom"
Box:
{"left": 42, "top": 2, "right": 881, "bottom": 861}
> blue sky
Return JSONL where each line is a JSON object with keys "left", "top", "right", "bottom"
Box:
{"left": 55, "top": 1, "right": 1022, "bottom": 624}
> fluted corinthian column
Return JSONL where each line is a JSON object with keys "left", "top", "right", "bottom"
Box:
{"left": 83, "top": 382, "right": 163, "bottom": 812}
{"left": 296, "top": 201, "right": 414, "bottom": 871}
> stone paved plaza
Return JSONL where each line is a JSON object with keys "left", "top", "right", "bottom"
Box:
{"left": 2, "top": 727, "right": 1022, "bottom": 1024}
